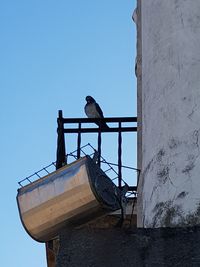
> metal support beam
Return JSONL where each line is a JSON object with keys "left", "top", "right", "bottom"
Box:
{"left": 98, "top": 127, "right": 102, "bottom": 167}
{"left": 47, "top": 110, "right": 67, "bottom": 267}
{"left": 77, "top": 122, "right": 81, "bottom": 159}
{"left": 56, "top": 110, "right": 67, "bottom": 169}
{"left": 118, "top": 122, "right": 122, "bottom": 189}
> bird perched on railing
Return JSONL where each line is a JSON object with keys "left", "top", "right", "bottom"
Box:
{"left": 84, "top": 96, "right": 109, "bottom": 129}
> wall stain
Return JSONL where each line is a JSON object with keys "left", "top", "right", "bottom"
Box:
{"left": 183, "top": 203, "right": 200, "bottom": 226}
{"left": 182, "top": 162, "right": 195, "bottom": 174}
{"left": 143, "top": 148, "right": 166, "bottom": 178}
{"left": 176, "top": 191, "right": 188, "bottom": 199}
{"left": 168, "top": 137, "right": 181, "bottom": 149}
{"left": 143, "top": 131, "right": 200, "bottom": 227}
{"left": 157, "top": 166, "right": 169, "bottom": 184}
{"left": 193, "top": 130, "right": 200, "bottom": 150}
{"left": 188, "top": 103, "right": 198, "bottom": 120}
{"left": 157, "top": 148, "right": 165, "bottom": 161}
{"left": 149, "top": 201, "right": 200, "bottom": 227}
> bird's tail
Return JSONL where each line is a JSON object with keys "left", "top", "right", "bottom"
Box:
{"left": 97, "top": 121, "right": 109, "bottom": 130}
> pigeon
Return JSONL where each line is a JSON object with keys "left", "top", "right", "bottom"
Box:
{"left": 84, "top": 96, "right": 109, "bottom": 129}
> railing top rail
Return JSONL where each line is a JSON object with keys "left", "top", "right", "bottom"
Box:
{"left": 60, "top": 116, "right": 137, "bottom": 124}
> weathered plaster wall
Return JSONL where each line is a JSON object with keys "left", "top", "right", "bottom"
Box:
{"left": 137, "top": 0, "right": 200, "bottom": 227}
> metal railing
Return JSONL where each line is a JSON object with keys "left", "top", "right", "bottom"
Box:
{"left": 18, "top": 143, "right": 140, "bottom": 197}
{"left": 56, "top": 110, "right": 138, "bottom": 190}
{"left": 18, "top": 161, "right": 56, "bottom": 187}
{"left": 18, "top": 111, "right": 139, "bottom": 194}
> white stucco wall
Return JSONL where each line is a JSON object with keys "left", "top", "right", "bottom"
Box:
{"left": 137, "top": 0, "right": 200, "bottom": 227}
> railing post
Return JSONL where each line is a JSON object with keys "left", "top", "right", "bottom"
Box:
{"left": 98, "top": 126, "right": 102, "bottom": 167}
{"left": 47, "top": 110, "right": 66, "bottom": 267}
{"left": 77, "top": 122, "right": 81, "bottom": 159}
{"left": 118, "top": 122, "right": 122, "bottom": 189}
{"left": 56, "top": 110, "right": 66, "bottom": 169}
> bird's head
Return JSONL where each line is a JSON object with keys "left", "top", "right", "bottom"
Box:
{"left": 86, "top": 96, "right": 95, "bottom": 104}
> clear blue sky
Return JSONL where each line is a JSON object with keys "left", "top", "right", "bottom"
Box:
{"left": 0, "top": 1, "right": 136, "bottom": 266}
